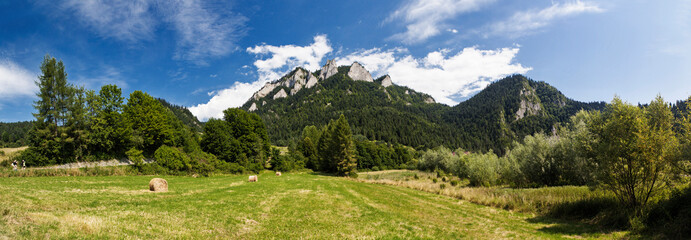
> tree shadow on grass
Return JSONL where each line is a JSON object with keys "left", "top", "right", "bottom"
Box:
{"left": 527, "top": 216, "right": 625, "bottom": 238}
{"left": 527, "top": 197, "right": 632, "bottom": 238}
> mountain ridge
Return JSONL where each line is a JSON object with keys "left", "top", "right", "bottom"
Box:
{"left": 240, "top": 61, "right": 605, "bottom": 153}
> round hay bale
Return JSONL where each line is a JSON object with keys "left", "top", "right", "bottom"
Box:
{"left": 248, "top": 175, "right": 258, "bottom": 182}
{"left": 275, "top": 172, "right": 282, "bottom": 176}
{"left": 149, "top": 178, "right": 168, "bottom": 192}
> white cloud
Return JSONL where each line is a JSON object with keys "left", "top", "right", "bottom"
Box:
{"left": 336, "top": 47, "right": 531, "bottom": 105}
{"left": 486, "top": 1, "right": 603, "bottom": 38}
{"left": 190, "top": 35, "right": 334, "bottom": 121}
{"left": 386, "top": 0, "right": 494, "bottom": 44}
{"left": 189, "top": 81, "right": 265, "bottom": 120}
{"left": 387, "top": 47, "right": 531, "bottom": 105}
{"left": 247, "top": 35, "right": 333, "bottom": 83}
{"left": 58, "top": 0, "right": 246, "bottom": 63}
{"left": 62, "top": 0, "right": 156, "bottom": 42}
{"left": 190, "top": 35, "right": 531, "bottom": 120}
{"left": 0, "top": 60, "right": 37, "bottom": 99}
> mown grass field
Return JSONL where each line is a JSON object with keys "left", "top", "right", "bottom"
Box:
{"left": 1, "top": 172, "right": 627, "bottom": 239}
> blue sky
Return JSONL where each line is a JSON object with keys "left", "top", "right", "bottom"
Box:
{"left": 1, "top": 0, "right": 690, "bottom": 121}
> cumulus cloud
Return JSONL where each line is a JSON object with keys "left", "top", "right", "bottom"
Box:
{"left": 190, "top": 35, "right": 334, "bottom": 121}
{"left": 57, "top": 0, "right": 246, "bottom": 63}
{"left": 190, "top": 35, "right": 531, "bottom": 120}
{"left": 485, "top": 1, "right": 603, "bottom": 38}
{"left": 247, "top": 35, "right": 333, "bottom": 83}
{"left": 189, "top": 81, "right": 265, "bottom": 120}
{"left": 337, "top": 47, "right": 531, "bottom": 105}
{"left": 386, "top": 0, "right": 494, "bottom": 44}
{"left": 0, "top": 60, "right": 37, "bottom": 99}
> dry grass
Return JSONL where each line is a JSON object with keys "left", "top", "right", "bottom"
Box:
{"left": 356, "top": 170, "right": 615, "bottom": 215}
{"left": 0, "top": 147, "right": 27, "bottom": 163}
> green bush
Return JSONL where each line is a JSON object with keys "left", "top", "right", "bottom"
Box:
{"left": 450, "top": 180, "right": 459, "bottom": 186}
{"left": 465, "top": 152, "right": 502, "bottom": 187}
{"left": 16, "top": 147, "right": 48, "bottom": 167}
{"left": 414, "top": 174, "right": 419, "bottom": 180}
{"left": 126, "top": 148, "right": 145, "bottom": 167}
{"left": 432, "top": 178, "right": 438, "bottom": 183}
{"left": 439, "top": 183, "right": 446, "bottom": 189}
{"left": 154, "top": 145, "right": 191, "bottom": 171}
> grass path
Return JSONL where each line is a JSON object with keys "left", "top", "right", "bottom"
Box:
{"left": 0, "top": 173, "right": 626, "bottom": 239}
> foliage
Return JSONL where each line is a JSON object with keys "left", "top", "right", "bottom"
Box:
{"left": 200, "top": 108, "right": 270, "bottom": 172}
{"left": 126, "top": 148, "right": 144, "bottom": 167}
{"left": 124, "top": 91, "right": 179, "bottom": 154}
{"left": 589, "top": 96, "right": 677, "bottom": 210}
{"left": 154, "top": 145, "right": 191, "bottom": 171}
{"left": 157, "top": 98, "right": 203, "bottom": 132}
{"left": 87, "top": 85, "right": 130, "bottom": 157}
{"left": 0, "top": 121, "right": 32, "bottom": 148}
{"left": 29, "top": 54, "right": 89, "bottom": 164}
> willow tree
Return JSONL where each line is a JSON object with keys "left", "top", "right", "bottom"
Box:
{"left": 591, "top": 96, "right": 677, "bottom": 210}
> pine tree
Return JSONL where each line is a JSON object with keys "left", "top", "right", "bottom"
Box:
{"left": 332, "top": 115, "right": 357, "bottom": 176}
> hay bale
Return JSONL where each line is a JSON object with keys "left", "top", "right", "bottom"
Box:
{"left": 275, "top": 172, "right": 282, "bottom": 176}
{"left": 149, "top": 178, "right": 168, "bottom": 192}
{"left": 248, "top": 175, "right": 258, "bottom": 182}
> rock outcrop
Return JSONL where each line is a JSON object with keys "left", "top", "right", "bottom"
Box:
{"left": 347, "top": 62, "right": 373, "bottom": 82}
{"left": 515, "top": 87, "right": 542, "bottom": 120}
{"left": 305, "top": 73, "right": 318, "bottom": 89}
{"left": 380, "top": 75, "right": 393, "bottom": 87}
{"left": 424, "top": 97, "right": 435, "bottom": 104}
{"left": 320, "top": 59, "right": 338, "bottom": 80}
{"left": 249, "top": 102, "right": 258, "bottom": 111}
{"left": 273, "top": 89, "right": 288, "bottom": 99}
{"left": 253, "top": 82, "right": 279, "bottom": 100}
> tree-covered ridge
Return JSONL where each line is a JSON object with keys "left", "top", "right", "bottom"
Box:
{"left": 240, "top": 64, "right": 605, "bottom": 153}
{"left": 241, "top": 64, "right": 452, "bottom": 148}
{"left": 0, "top": 121, "right": 33, "bottom": 148}
{"left": 157, "top": 98, "right": 204, "bottom": 132}
{"left": 445, "top": 75, "right": 607, "bottom": 153}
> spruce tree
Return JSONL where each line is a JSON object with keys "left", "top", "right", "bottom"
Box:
{"left": 332, "top": 115, "right": 357, "bottom": 176}
{"left": 31, "top": 54, "right": 80, "bottom": 164}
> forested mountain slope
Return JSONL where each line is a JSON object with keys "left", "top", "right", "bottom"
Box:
{"left": 240, "top": 61, "right": 606, "bottom": 153}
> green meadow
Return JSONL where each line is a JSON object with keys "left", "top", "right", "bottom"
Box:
{"left": 0, "top": 172, "right": 626, "bottom": 239}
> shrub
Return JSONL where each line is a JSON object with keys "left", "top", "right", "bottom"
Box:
{"left": 0, "top": 150, "right": 4, "bottom": 156}
{"left": 450, "top": 180, "right": 459, "bottom": 186}
{"left": 465, "top": 152, "right": 502, "bottom": 187}
{"left": 154, "top": 145, "right": 191, "bottom": 171}
{"left": 372, "top": 166, "right": 380, "bottom": 171}
{"left": 16, "top": 147, "right": 48, "bottom": 167}
{"left": 439, "top": 183, "right": 446, "bottom": 189}
{"left": 348, "top": 171, "right": 358, "bottom": 178}
{"left": 414, "top": 174, "right": 419, "bottom": 180}
{"left": 442, "top": 176, "right": 447, "bottom": 182}
{"left": 126, "top": 148, "right": 145, "bottom": 167}
{"left": 432, "top": 178, "right": 438, "bottom": 183}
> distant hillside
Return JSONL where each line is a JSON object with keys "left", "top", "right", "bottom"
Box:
{"left": 241, "top": 61, "right": 606, "bottom": 153}
{"left": 0, "top": 121, "right": 33, "bottom": 148}
{"left": 157, "top": 98, "right": 204, "bottom": 132}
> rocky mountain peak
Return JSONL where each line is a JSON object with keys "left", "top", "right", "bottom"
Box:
{"left": 347, "top": 62, "right": 373, "bottom": 82}
{"left": 320, "top": 59, "right": 338, "bottom": 80}
{"left": 380, "top": 75, "right": 393, "bottom": 87}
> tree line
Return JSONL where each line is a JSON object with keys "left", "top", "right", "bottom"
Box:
{"left": 419, "top": 95, "right": 691, "bottom": 212}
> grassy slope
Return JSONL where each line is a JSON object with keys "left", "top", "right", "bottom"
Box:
{"left": 1, "top": 173, "right": 625, "bottom": 239}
